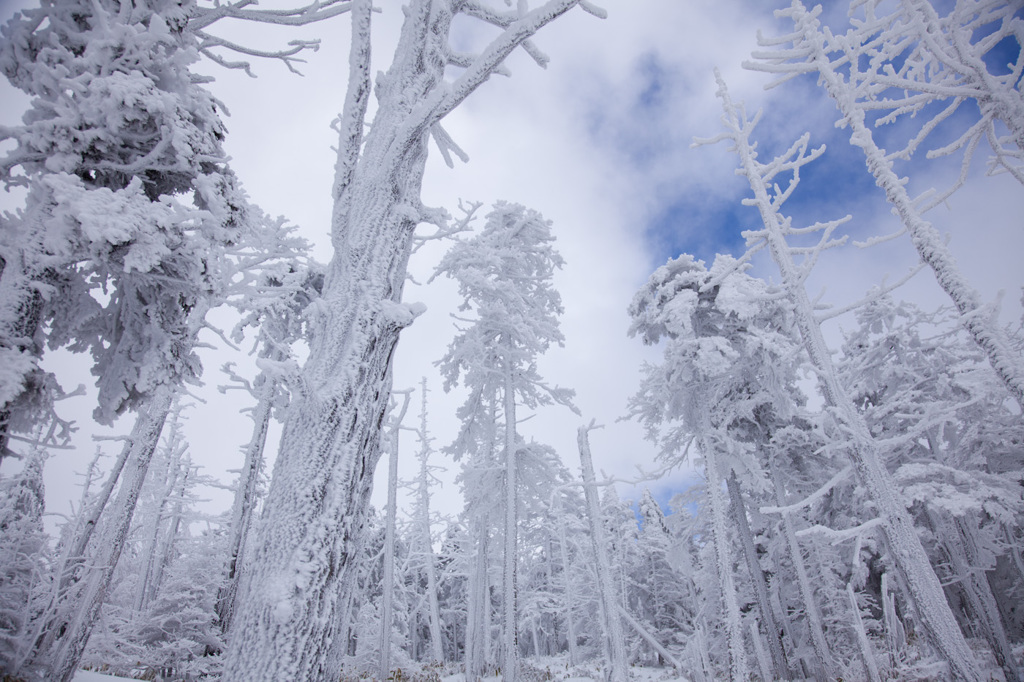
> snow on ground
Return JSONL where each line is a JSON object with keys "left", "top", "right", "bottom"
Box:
{"left": 72, "top": 659, "right": 686, "bottom": 682}
{"left": 73, "top": 672, "right": 136, "bottom": 682}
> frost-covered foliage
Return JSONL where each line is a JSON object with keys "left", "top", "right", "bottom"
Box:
{"left": 435, "top": 201, "right": 574, "bottom": 416}
{"left": 0, "top": 451, "right": 49, "bottom": 676}
{"left": 629, "top": 254, "right": 810, "bottom": 680}
{"left": 836, "top": 296, "right": 1024, "bottom": 680}
{"left": 0, "top": 0, "right": 252, "bottom": 438}
{"left": 0, "top": 1, "right": 322, "bottom": 677}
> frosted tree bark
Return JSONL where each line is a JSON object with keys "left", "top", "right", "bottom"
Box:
{"left": 727, "top": 473, "right": 788, "bottom": 679}
{"left": 501, "top": 368, "right": 520, "bottom": 682}
{"left": 711, "top": 75, "right": 983, "bottom": 682}
{"left": 223, "top": 2, "right": 594, "bottom": 678}
{"left": 577, "top": 425, "right": 628, "bottom": 682}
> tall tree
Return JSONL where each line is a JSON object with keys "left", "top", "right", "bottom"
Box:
{"left": 435, "top": 201, "right": 575, "bottom": 681}
{"left": 629, "top": 253, "right": 804, "bottom": 680}
{"left": 224, "top": 4, "right": 602, "bottom": 678}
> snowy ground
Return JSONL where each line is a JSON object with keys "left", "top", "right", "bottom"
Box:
{"left": 70, "top": 660, "right": 686, "bottom": 682}
{"left": 74, "top": 673, "right": 131, "bottom": 682}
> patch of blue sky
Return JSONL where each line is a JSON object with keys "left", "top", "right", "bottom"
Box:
{"left": 645, "top": 198, "right": 751, "bottom": 266}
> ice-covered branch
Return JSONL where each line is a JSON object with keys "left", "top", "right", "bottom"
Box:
{"left": 760, "top": 465, "right": 852, "bottom": 515}
{"left": 189, "top": 0, "right": 353, "bottom": 31}
{"left": 796, "top": 517, "right": 884, "bottom": 544}
{"left": 196, "top": 31, "right": 320, "bottom": 76}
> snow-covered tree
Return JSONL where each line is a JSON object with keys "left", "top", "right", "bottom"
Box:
{"left": 837, "top": 296, "right": 1024, "bottom": 681}
{"left": 629, "top": 253, "right": 806, "bottom": 680}
{"left": 0, "top": 448, "right": 49, "bottom": 676}
{"left": 224, "top": 4, "right": 603, "bottom": 677}
{"left": 435, "top": 201, "right": 575, "bottom": 680}
{"left": 0, "top": 0, "right": 337, "bottom": 674}
{"left": 700, "top": 74, "right": 984, "bottom": 681}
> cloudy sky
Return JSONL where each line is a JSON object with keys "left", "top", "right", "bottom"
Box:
{"left": 2, "top": 0, "right": 1022, "bottom": 527}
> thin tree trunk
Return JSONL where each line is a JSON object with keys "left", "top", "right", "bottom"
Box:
{"left": 848, "top": 584, "right": 883, "bottom": 682}
{"left": 380, "top": 393, "right": 409, "bottom": 680}
{"left": 216, "top": 376, "right": 275, "bottom": 633}
{"left": 700, "top": 430, "right": 747, "bottom": 681}
{"left": 416, "top": 379, "right": 444, "bottom": 664}
{"left": 466, "top": 522, "right": 490, "bottom": 682}
{"left": 767, "top": 451, "right": 833, "bottom": 680}
{"left": 554, "top": 498, "right": 579, "bottom": 666}
{"left": 502, "top": 368, "right": 519, "bottom": 682}
{"left": 135, "top": 407, "right": 187, "bottom": 615}
{"left": 618, "top": 604, "right": 682, "bottom": 672}
{"left": 577, "top": 425, "right": 627, "bottom": 682}
{"left": 727, "top": 473, "right": 788, "bottom": 679}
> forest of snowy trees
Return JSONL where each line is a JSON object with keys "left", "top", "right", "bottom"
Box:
{"left": 0, "top": 0, "right": 1022, "bottom": 681}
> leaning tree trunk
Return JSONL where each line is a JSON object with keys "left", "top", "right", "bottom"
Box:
{"left": 935, "top": 510, "right": 1021, "bottom": 682}
{"left": 727, "top": 473, "right": 788, "bottom": 679}
{"left": 216, "top": 375, "right": 275, "bottom": 634}
{"left": 32, "top": 384, "right": 175, "bottom": 682}
{"left": 766, "top": 452, "right": 834, "bottom": 680}
{"left": 577, "top": 425, "right": 628, "bottom": 682}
